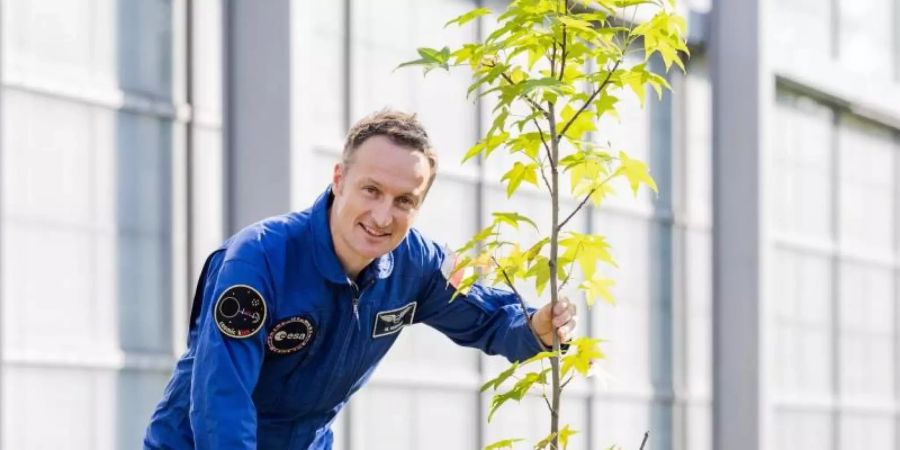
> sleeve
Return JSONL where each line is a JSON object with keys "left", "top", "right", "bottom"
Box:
{"left": 189, "top": 255, "right": 273, "bottom": 450}
{"left": 414, "top": 241, "right": 546, "bottom": 363}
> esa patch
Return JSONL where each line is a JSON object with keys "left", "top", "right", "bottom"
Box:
{"left": 266, "top": 316, "right": 315, "bottom": 355}
{"left": 372, "top": 302, "right": 417, "bottom": 338}
{"left": 214, "top": 285, "right": 267, "bottom": 339}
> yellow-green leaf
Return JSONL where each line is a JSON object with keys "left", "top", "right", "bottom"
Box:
{"left": 560, "top": 232, "right": 617, "bottom": 280}
{"left": 522, "top": 350, "right": 558, "bottom": 366}
{"left": 561, "top": 336, "right": 605, "bottom": 376}
{"left": 580, "top": 275, "right": 615, "bottom": 307}
{"left": 493, "top": 212, "right": 539, "bottom": 231}
{"left": 445, "top": 7, "right": 492, "bottom": 28}
{"left": 500, "top": 162, "right": 539, "bottom": 197}
{"left": 618, "top": 151, "right": 658, "bottom": 195}
{"left": 525, "top": 256, "right": 551, "bottom": 296}
{"left": 559, "top": 425, "right": 579, "bottom": 450}
{"left": 558, "top": 104, "right": 597, "bottom": 140}
{"left": 480, "top": 362, "right": 520, "bottom": 392}
{"left": 484, "top": 438, "right": 524, "bottom": 450}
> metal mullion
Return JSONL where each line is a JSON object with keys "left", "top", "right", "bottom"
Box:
{"left": 0, "top": 0, "right": 5, "bottom": 444}
{"left": 474, "top": 1, "right": 487, "bottom": 447}
{"left": 342, "top": 2, "right": 353, "bottom": 449}
{"left": 184, "top": 0, "right": 195, "bottom": 334}
{"left": 831, "top": 106, "right": 843, "bottom": 450}
{"left": 894, "top": 127, "right": 900, "bottom": 450}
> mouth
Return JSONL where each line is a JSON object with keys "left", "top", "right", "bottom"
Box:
{"left": 358, "top": 223, "right": 391, "bottom": 239}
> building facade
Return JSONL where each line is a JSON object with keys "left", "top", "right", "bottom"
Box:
{"left": 0, "top": 0, "right": 894, "bottom": 449}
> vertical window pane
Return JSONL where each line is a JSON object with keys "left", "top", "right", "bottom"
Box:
{"left": 839, "top": 262, "right": 895, "bottom": 400}
{"left": 838, "top": 116, "right": 895, "bottom": 254}
{"left": 775, "top": 410, "right": 833, "bottom": 450}
{"left": 773, "top": 92, "right": 834, "bottom": 240}
{"left": 350, "top": 0, "right": 478, "bottom": 173}
{"left": 772, "top": 249, "right": 833, "bottom": 397}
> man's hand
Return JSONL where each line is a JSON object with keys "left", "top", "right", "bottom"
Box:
{"left": 530, "top": 297, "right": 577, "bottom": 347}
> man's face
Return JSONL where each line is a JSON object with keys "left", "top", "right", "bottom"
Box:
{"left": 330, "top": 135, "right": 432, "bottom": 276}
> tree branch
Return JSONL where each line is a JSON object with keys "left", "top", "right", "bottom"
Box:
{"left": 557, "top": 173, "right": 614, "bottom": 232}
{"left": 557, "top": 59, "right": 622, "bottom": 140}
{"left": 558, "top": 24, "right": 568, "bottom": 83}
{"left": 639, "top": 431, "right": 650, "bottom": 450}
{"left": 541, "top": 392, "right": 554, "bottom": 413}
{"left": 497, "top": 71, "right": 549, "bottom": 118}
{"left": 491, "top": 256, "right": 546, "bottom": 348}
{"left": 531, "top": 117, "right": 555, "bottom": 173}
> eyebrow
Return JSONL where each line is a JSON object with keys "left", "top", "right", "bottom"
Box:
{"left": 360, "top": 177, "right": 421, "bottom": 203}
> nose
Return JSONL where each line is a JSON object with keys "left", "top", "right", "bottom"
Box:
{"left": 370, "top": 200, "right": 393, "bottom": 229}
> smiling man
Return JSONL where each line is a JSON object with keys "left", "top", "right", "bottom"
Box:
{"left": 143, "top": 110, "right": 577, "bottom": 450}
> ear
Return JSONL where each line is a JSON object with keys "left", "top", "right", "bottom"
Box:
{"left": 332, "top": 163, "right": 344, "bottom": 193}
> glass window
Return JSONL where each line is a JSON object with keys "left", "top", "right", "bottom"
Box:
{"left": 838, "top": 0, "right": 893, "bottom": 78}
{"left": 838, "top": 115, "right": 895, "bottom": 254}
{"left": 773, "top": 93, "right": 834, "bottom": 240}
{"left": 771, "top": 0, "right": 833, "bottom": 66}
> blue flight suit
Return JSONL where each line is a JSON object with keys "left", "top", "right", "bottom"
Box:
{"left": 143, "top": 186, "right": 545, "bottom": 449}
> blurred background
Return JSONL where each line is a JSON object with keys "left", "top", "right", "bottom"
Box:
{"left": 0, "top": 0, "right": 897, "bottom": 449}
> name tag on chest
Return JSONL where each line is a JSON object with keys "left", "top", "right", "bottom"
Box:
{"left": 372, "top": 302, "right": 417, "bottom": 338}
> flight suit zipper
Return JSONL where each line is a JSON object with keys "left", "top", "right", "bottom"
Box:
{"left": 316, "top": 278, "right": 374, "bottom": 407}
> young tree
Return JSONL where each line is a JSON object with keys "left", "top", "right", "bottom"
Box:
{"left": 401, "top": 1, "right": 687, "bottom": 448}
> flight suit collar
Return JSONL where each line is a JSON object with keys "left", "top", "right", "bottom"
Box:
{"left": 310, "top": 185, "right": 394, "bottom": 285}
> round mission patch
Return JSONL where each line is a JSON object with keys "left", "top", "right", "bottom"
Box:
{"left": 214, "top": 285, "right": 267, "bottom": 339}
{"left": 266, "top": 316, "right": 315, "bottom": 355}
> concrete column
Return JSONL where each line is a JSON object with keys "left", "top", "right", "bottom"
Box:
{"left": 710, "top": 0, "right": 771, "bottom": 449}
{"left": 224, "top": 0, "right": 293, "bottom": 232}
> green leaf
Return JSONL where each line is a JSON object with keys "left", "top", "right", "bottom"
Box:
{"left": 580, "top": 275, "right": 615, "bottom": 307}
{"left": 500, "top": 162, "right": 539, "bottom": 197}
{"left": 518, "top": 77, "right": 564, "bottom": 96}
{"left": 488, "top": 369, "right": 549, "bottom": 422}
{"left": 480, "top": 362, "right": 520, "bottom": 392}
{"left": 594, "top": 93, "right": 620, "bottom": 120}
{"left": 522, "top": 350, "right": 557, "bottom": 366}
{"left": 525, "top": 256, "right": 551, "bottom": 296}
{"left": 484, "top": 438, "right": 525, "bottom": 450}
{"left": 534, "top": 432, "right": 557, "bottom": 450}
{"left": 618, "top": 151, "right": 658, "bottom": 195}
{"left": 493, "top": 212, "right": 539, "bottom": 231}
{"left": 508, "top": 132, "right": 544, "bottom": 161}
{"left": 445, "top": 7, "right": 492, "bottom": 28}
{"left": 558, "top": 16, "right": 596, "bottom": 34}
{"left": 463, "top": 131, "right": 510, "bottom": 163}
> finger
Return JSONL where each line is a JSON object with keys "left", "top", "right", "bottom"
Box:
{"left": 557, "top": 319, "right": 576, "bottom": 340}
{"left": 552, "top": 312, "right": 573, "bottom": 327}
{"left": 553, "top": 301, "right": 566, "bottom": 315}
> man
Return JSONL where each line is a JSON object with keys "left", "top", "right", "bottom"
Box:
{"left": 144, "top": 110, "right": 577, "bottom": 449}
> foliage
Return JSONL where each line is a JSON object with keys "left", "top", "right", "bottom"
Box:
{"left": 400, "top": 0, "right": 687, "bottom": 448}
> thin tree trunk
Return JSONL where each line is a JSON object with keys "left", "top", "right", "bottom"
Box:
{"left": 548, "top": 101, "right": 561, "bottom": 449}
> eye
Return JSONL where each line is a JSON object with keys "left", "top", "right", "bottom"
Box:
{"left": 363, "top": 186, "right": 378, "bottom": 196}
{"left": 396, "top": 196, "right": 416, "bottom": 209}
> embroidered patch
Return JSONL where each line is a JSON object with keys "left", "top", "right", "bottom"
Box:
{"left": 266, "top": 316, "right": 315, "bottom": 355}
{"left": 375, "top": 252, "right": 394, "bottom": 279}
{"left": 214, "top": 285, "right": 267, "bottom": 339}
{"left": 372, "top": 302, "right": 417, "bottom": 338}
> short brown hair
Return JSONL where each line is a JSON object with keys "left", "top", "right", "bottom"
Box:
{"left": 342, "top": 109, "right": 438, "bottom": 193}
